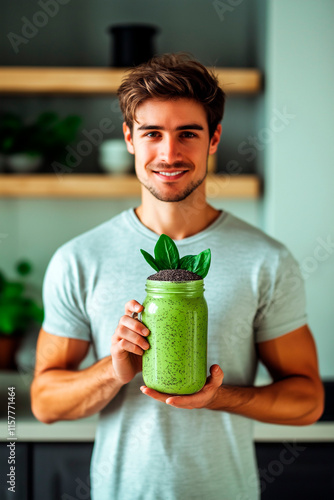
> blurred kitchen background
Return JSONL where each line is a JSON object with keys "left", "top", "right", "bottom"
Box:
{"left": 1, "top": 1, "right": 334, "bottom": 499}
{"left": 0, "top": 0, "right": 333, "bottom": 378}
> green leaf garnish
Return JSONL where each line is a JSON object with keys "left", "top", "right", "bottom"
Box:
{"left": 179, "top": 255, "right": 196, "bottom": 270}
{"left": 140, "top": 249, "right": 160, "bottom": 272}
{"left": 140, "top": 234, "right": 212, "bottom": 279}
{"left": 154, "top": 234, "right": 179, "bottom": 270}
{"left": 190, "top": 249, "right": 211, "bottom": 278}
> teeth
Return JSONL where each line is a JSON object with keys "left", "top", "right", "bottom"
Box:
{"left": 157, "top": 171, "right": 183, "bottom": 177}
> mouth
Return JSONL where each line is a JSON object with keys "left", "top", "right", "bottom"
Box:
{"left": 152, "top": 170, "right": 188, "bottom": 181}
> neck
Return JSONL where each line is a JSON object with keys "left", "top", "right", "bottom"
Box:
{"left": 135, "top": 184, "right": 221, "bottom": 240}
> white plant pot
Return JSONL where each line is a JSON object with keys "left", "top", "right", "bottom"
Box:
{"left": 6, "top": 153, "right": 43, "bottom": 173}
{"left": 98, "top": 140, "right": 133, "bottom": 175}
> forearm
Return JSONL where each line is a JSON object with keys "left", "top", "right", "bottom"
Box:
{"left": 31, "top": 356, "right": 123, "bottom": 424}
{"left": 208, "top": 375, "right": 324, "bottom": 425}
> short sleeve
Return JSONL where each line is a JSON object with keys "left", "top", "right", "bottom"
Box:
{"left": 254, "top": 247, "right": 307, "bottom": 343}
{"left": 42, "top": 246, "right": 91, "bottom": 340}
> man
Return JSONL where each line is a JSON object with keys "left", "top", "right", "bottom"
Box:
{"left": 31, "top": 54, "right": 324, "bottom": 500}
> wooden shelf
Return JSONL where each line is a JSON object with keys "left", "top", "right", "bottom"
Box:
{"left": 0, "top": 174, "right": 260, "bottom": 199}
{"left": 0, "top": 67, "right": 262, "bottom": 200}
{"left": 0, "top": 67, "right": 262, "bottom": 95}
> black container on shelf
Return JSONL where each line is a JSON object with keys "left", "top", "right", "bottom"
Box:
{"left": 108, "top": 24, "right": 159, "bottom": 67}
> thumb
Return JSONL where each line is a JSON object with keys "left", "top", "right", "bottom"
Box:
{"left": 210, "top": 364, "right": 224, "bottom": 385}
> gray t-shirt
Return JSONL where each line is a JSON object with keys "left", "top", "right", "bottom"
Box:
{"left": 42, "top": 209, "right": 307, "bottom": 500}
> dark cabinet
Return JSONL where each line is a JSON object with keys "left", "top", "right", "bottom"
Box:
{"left": 2, "top": 441, "right": 334, "bottom": 499}
{"left": 33, "top": 443, "right": 93, "bottom": 500}
{"left": 256, "top": 443, "right": 334, "bottom": 499}
{"left": 1, "top": 442, "right": 93, "bottom": 500}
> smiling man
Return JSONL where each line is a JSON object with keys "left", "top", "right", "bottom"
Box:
{"left": 123, "top": 97, "right": 221, "bottom": 239}
{"left": 31, "top": 54, "right": 324, "bottom": 500}
{"left": 127, "top": 99, "right": 218, "bottom": 201}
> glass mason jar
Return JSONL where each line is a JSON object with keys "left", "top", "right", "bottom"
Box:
{"left": 141, "top": 279, "right": 208, "bottom": 395}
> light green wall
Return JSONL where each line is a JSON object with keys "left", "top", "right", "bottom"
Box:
{"left": 263, "top": 0, "right": 334, "bottom": 377}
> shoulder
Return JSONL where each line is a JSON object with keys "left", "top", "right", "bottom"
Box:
{"left": 220, "top": 212, "right": 288, "bottom": 257}
{"left": 56, "top": 209, "right": 131, "bottom": 257}
{"left": 212, "top": 212, "right": 302, "bottom": 286}
{"left": 48, "top": 209, "right": 132, "bottom": 270}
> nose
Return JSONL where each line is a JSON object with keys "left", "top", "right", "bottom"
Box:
{"left": 159, "top": 135, "right": 181, "bottom": 164}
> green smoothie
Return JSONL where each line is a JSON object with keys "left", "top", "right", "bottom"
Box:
{"left": 141, "top": 279, "right": 208, "bottom": 395}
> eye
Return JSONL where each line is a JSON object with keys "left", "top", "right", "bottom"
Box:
{"left": 146, "top": 131, "right": 160, "bottom": 138}
{"left": 180, "top": 131, "right": 196, "bottom": 138}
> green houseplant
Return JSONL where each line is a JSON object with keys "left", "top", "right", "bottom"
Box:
{"left": 0, "top": 260, "right": 44, "bottom": 369}
{"left": 0, "top": 111, "right": 81, "bottom": 173}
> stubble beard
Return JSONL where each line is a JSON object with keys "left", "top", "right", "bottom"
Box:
{"left": 138, "top": 165, "right": 208, "bottom": 203}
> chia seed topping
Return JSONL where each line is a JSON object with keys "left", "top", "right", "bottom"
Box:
{"left": 147, "top": 269, "right": 202, "bottom": 281}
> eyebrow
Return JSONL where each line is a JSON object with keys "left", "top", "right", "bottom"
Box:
{"left": 137, "top": 124, "right": 204, "bottom": 131}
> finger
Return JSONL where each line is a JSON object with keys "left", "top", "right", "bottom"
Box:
{"left": 166, "top": 367, "right": 223, "bottom": 408}
{"left": 119, "top": 315, "right": 150, "bottom": 337}
{"left": 202, "top": 366, "right": 222, "bottom": 393}
{"left": 162, "top": 366, "right": 223, "bottom": 404}
{"left": 140, "top": 386, "right": 172, "bottom": 404}
{"left": 116, "top": 325, "right": 150, "bottom": 351}
{"left": 118, "top": 338, "right": 146, "bottom": 356}
{"left": 208, "top": 365, "right": 224, "bottom": 386}
{"left": 165, "top": 392, "right": 205, "bottom": 408}
{"left": 125, "top": 300, "right": 143, "bottom": 316}
{"left": 140, "top": 386, "right": 203, "bottom": 409}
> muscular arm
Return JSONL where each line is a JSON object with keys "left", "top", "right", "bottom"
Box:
{"left": 31, "top": 301, "right": 150, "bottom": 424}
{"left": 208, "top": 325, "right": 324, "bottom": 425}
{"left": 141, "top": 325, "right": 325, "bottom": 425}
{"left": 30, "top": 329, "right": 123, "bottom": 424}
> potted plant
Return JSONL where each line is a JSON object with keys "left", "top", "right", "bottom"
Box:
{"left": 0, "top": 260, "right": 44, "bottom": 370}
{"left": 0, "top": 112, "right": 81, "bottom": 173}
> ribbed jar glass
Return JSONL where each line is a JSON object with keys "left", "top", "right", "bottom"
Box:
{"left": 142, "top": 279, "right": 208, "bottom": 395}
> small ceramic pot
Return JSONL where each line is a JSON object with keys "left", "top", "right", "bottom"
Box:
{"left": 6, "top": 153, "right": 43, "bottom": 173}
{"left": 98, "top": 140, "right": 133, "bottom": 175}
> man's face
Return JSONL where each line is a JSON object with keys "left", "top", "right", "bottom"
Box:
{"left": 123, "top": 98, "right": 221, "bottom": 202}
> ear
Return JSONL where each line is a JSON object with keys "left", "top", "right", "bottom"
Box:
{"left": 123, "top": 122, "right": 135, "bottom": 155}
{"left": 208, "top": 124, "right": 222, "bottom": 155}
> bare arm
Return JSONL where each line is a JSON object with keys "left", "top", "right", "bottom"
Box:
{"left": 207, "top": 325, "right": 324, "bottom": 424}
{"left": 141, "top": 325, "right": 325, "bottom": 425}
{"left": 30, "top": 329, "right": 122, "bottom": 423}
{"left": 31, "top": 300, "right": 149, "bottom": 424}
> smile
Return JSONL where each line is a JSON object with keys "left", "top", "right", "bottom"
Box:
{"left": 152, "top": 170, "right": 188, "bottom": 181}
{"left": 156, "top": 171, "right": 184, "bottom": 176}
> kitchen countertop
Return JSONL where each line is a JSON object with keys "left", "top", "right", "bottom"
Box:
{"left": 1, "top": 371, "right": 333, "bottom": 443}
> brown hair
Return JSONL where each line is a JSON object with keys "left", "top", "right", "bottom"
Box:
{"left": 117, "top": 53, "right": 226, "bottom": 138}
